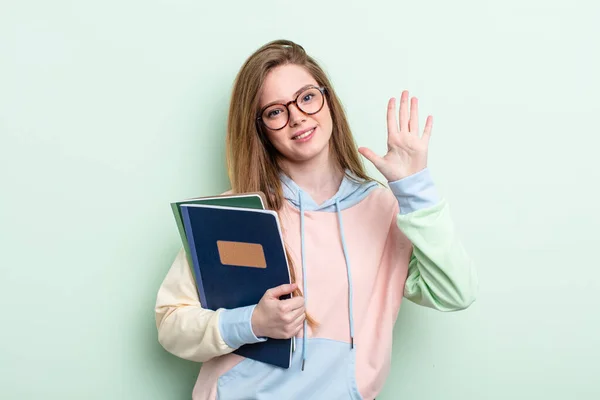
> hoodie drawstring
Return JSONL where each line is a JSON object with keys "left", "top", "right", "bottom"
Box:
{"left": 299, "top": 192, "right": 308, "bottom": 371}
{"left": 335, "top": 199, "right": 355, "bottom": 349}
{"left": 297, "top": 190, "right": 355, "bottom": 372}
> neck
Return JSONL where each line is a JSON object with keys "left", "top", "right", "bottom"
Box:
{"left": 280, "top": 146, "right": 344, "bottom": 205}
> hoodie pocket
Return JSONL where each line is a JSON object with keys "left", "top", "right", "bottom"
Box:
{"left": 216, "top": 338, "right": 362, "bottom": 400}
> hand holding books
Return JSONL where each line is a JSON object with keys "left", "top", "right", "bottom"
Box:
{"left": 251, "top": 283, "right": 306, "bottom": 339}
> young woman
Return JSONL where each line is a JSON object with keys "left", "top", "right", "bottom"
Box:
{"left": 155, "top": 39, "right": 477, "bottom": 400}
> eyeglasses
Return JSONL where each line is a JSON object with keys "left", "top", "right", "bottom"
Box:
{"left": 257, "top": 85, "right": 326, "bottom": 131}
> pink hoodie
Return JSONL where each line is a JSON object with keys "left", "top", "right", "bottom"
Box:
{"left": 155, "top": 168, "right": 478, "bottom": 399}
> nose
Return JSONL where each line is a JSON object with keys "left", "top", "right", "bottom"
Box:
{"left": 288, "top": 103, "right": 306, "bottom": 127}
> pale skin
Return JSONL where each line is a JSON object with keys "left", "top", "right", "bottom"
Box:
{"left": 359, "top": 92, "right": 433, "bottom": 183}
{"left": 251, "top": 65, "right": 433, "bottom": 339}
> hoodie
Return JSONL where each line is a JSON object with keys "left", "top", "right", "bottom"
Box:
{"left": 155, "top": 167, "right": 478, "bottom": 400}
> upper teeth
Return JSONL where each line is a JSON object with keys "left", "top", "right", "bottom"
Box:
{"left": 294, "top": 129, "right": 314, "bottom": 140}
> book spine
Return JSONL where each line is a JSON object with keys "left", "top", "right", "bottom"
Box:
{"left": 171, "top": 203, "right": 197, "bottom": 282}
{"left": 180, "top": 206, "right": 209, "bottom": 308}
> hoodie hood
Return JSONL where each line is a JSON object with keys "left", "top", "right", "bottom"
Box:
{"left": 280, "top": 170, "right": 379, "bottom": 212}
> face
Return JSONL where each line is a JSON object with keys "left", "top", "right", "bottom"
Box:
{"left": 258, "top": 64, "right": 333, "bottom": 165}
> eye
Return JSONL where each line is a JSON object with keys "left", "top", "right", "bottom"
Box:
{"left": 302, "top": 93, "right": 314, "bottom": 102}
{"left": 299, "top": 88, "right": 320, "bottom": 104}
{"left": 265, "top": 107, "right": 285, "bottom": 119}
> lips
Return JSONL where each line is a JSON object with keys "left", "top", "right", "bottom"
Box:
{"left": 292, "top": 127, "right": 316, "bottom": 140}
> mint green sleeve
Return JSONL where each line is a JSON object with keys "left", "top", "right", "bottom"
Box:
{"left": 396, "top": 198, "right": 478, "bottom": 311}
{"left": 388, "top": 168, "right": 478, "bottom": 312}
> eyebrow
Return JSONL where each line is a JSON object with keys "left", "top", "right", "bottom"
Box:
{"left": 261, "top": 84, "right": 315, "bottom": 109}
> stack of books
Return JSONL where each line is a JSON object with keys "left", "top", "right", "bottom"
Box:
{"left": 170, "top": 192, "right": 294, "bottom": 368}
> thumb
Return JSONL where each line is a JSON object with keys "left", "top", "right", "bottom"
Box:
{"left": 358, "top": 147, "right": 384, "bottom": 169}
{"left": 267, "top": 283, "right": 298, "bottom": 299}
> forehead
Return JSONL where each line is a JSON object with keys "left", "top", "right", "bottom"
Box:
{"left": 259, "top": 64, "right": 318, "bottom": 106}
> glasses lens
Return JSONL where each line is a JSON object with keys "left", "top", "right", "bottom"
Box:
{"left": 297, "top": 87, "right": 324, "bottom": 115}
{"left": 262, "top": 105, "right": 289, "bottom": 130}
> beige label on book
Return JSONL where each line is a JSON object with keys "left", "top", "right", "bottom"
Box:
{"left": 217, "top": 240, "right": 267, "bottom": 268}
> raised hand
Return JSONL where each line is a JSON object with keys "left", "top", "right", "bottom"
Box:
{"left": 251, "top": 283, "right": 306, "bottom": 339}
{"left": 358, "top": 90, "right": 433, "bottom": 182}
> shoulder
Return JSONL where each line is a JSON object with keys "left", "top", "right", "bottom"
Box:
{"left": 349, "top": 183, "right": 399, "bottom": 224}
{"left": 365, "top": 185, "right": 399, "bottom": 210}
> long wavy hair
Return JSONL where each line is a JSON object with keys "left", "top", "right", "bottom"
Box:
{"left": 225, "top": 40, "right": 376, "bottom": 328}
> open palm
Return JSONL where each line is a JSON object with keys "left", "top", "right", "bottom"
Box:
{"left": 359, "top": 90, "right": 432, "bottom": 182}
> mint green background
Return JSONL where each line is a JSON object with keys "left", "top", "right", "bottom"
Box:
{"left": 1, "top": 1, "right": 598, "bottom": 399}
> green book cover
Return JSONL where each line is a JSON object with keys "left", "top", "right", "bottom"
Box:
{"left": 170, "top": 192, "right": 267, "bottom": 281}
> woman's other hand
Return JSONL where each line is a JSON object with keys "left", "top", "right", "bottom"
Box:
{"left": 359, "top": 90, "right": 433, "bottom": 182}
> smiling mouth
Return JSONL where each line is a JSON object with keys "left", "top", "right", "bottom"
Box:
{"left": 292, "top": 128, "right": 315, "bottom": 140}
